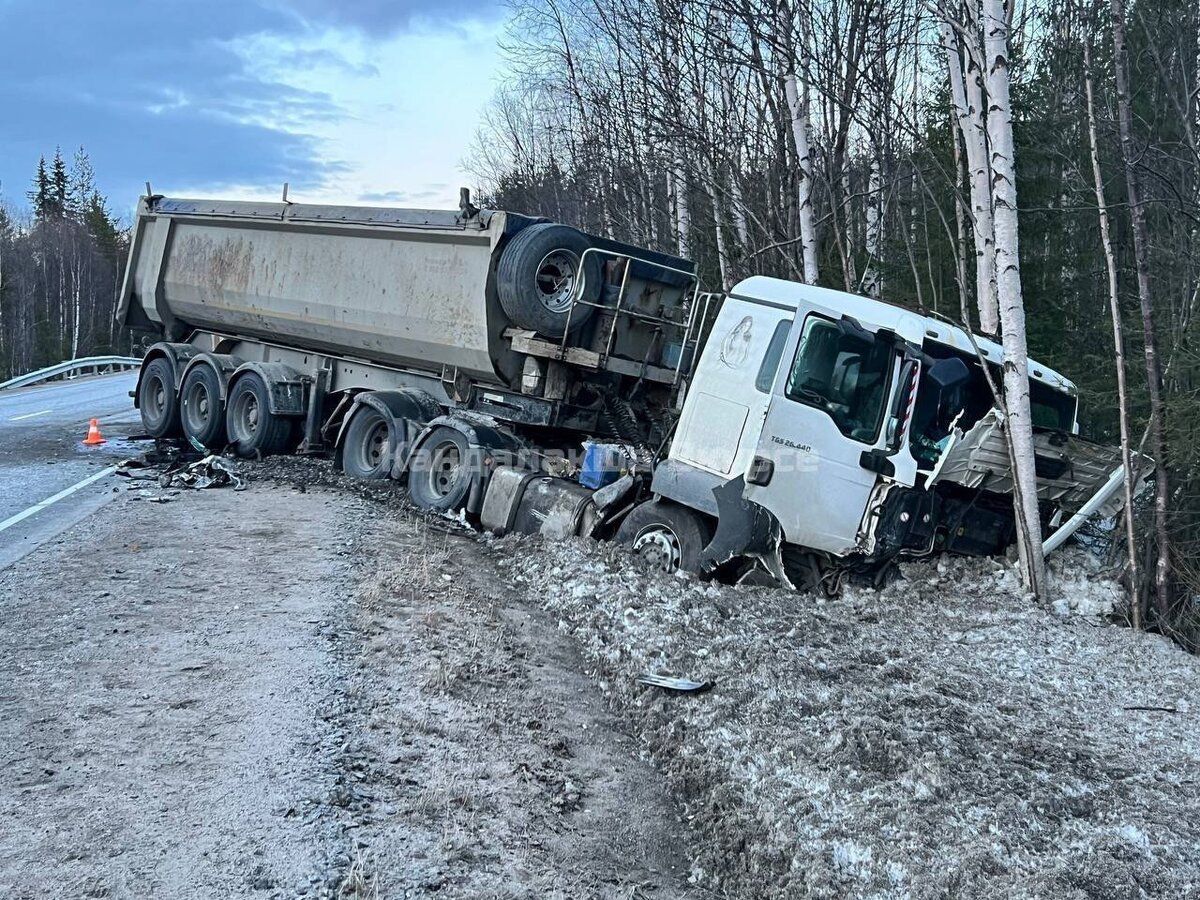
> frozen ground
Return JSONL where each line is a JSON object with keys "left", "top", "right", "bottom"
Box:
{"left": 0, "top": 466, "right": 701, "bottom": 899}
{"left": 3, "top": 452, "right": 1197, "bottom": 898}
{"left": 497, "top": 539, "right": 1200, "bottom": 898}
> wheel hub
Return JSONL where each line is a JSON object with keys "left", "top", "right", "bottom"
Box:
{"left": 535, "top": 250, "right": 580, "bottom": 314}
{"left": 429, "top": 441, "right": 462, "bottom": 497}
{"left": 632, "top": 527, "right": 681, "bottom": 573}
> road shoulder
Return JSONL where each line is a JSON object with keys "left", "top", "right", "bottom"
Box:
{"left": 0, "top": 476, "right": 702, "bottom": 898}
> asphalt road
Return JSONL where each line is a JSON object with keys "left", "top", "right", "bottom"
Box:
{"left": 0, "top": 372, "right": 141, "bottom": 568}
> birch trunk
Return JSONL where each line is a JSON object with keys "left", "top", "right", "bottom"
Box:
{"left": 719, "top": 64, "right": 752, "bottom": 253}
{"left": 939, "top": 16, "right": 999, "bottom": 335}
{"left": 704, "top": 158, "right": 732, "bottom": 289}
{"left": 784, "top": 70, "right": 819, "bottom": 284}
{"left": 982, "top": 0, "right": 1047, "bottom": 598}
{"left": 863, "top": 152, "right": 882, "bottom": 297}
{"left": 672, "top": 153, "right": 691, "bottom": 257}
{"left": 950, "top": 102, "right": 972, "bottom": 324}
{"left": 1110, "top": 0, "right": 1173, "bottom": 620}
{"left": 1083, "top": 41, "right": 1143, "bottom": 627}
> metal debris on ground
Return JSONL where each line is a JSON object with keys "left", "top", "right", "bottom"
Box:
{"left": 157, "top": 455, "right": 245, "bottom": 491}
{"left": 636, "top": 673, "right": 713, "bottom": 693}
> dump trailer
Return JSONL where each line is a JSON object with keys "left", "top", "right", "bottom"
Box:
{"left": 119, "top": 191, "right": 1143, "bottom": 590}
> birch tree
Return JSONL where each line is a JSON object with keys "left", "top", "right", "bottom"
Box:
{"left": 783, "top": 18, "right": 820, "bottom": 285}
{"left": 939, "top": 9, "right": 1000, "bottom": 335}
{"left": 982, "top": 0, "right": 1047, "bottom": 597}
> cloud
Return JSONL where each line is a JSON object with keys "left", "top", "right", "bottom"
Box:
{"left": 358, "top": 187, "right": 448, "bottom": 205}
{"left": 273, "top": 0, "right": 504, "bottom": 33}
{"left": 0, "top": 0, "right": 506, "bottom": 215}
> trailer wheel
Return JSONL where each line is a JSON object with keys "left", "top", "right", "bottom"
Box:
{"left": 406, "top": 426, "right": 475, "bottom": 512}
{"left": 341, "top": 405, "right": 394, "bottom": 479}
{"left": 616, "top": 500, "right": 711, "bottom": 574}
{"left": 180, "top": 364, "right": 226, "bottom": 449}
{"left": 226, "top": 374, "right": 295, "bottom": 458}
{"left": 497, "top": 223, "right": 601, "bottom": 338}
{"left": 138, "top": 357, "right": 182, "bottom": 439}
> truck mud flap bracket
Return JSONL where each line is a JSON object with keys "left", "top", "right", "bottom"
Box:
{"left": 699, "top": 476, "right": 791, "bottom": 587}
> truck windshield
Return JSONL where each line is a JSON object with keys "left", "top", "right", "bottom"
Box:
{"left": 785, "top": 316, "right": 893, "bottom": 443}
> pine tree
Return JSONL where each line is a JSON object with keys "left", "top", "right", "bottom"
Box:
{"left": 83, "top": 190, "right": 119, "bottom": 260}
{"left": 69, "top": 146, "right": 96, "bottom": 221}
{"left": 49, "top": 147, "right": 69, "bottom": 220}
{"left": 27, "top": 156, "right": 51, "bottom": 220}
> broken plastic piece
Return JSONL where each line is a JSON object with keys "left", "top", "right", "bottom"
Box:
{"left": 159, "top": 454, "right": 245, "bottom": 491}
{"left": 637, "top": 673, "right": 713, "bottom": 693}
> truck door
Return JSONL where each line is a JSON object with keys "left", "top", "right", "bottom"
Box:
{"left": 743, "top": 312, "right": 898, "bottom": 555}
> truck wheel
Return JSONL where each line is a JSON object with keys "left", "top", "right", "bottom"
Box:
{"left": 138, "top": 357, "right": 182, "bottom": 439}
{"left": 341, "top": 405, "right": 394, "bottom": 479}
{"left": 616, "top": 500, "right": 711, "bottom": 574}
{"left": 226, "top": 374, "right": 295, "bottom": 458}
{"left": 497, "top": 223, "right": 601, "bottom": 339}
{"left": 180, "top": 365, "right": 226, "bottom": 449}
{"left": 406, "top": 426, "right": 474, "bottom": 512}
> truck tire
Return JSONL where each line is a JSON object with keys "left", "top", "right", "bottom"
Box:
{"left": 616, "top": 500, "right": 711, "bottom": 574}
{"left": 138, "top": 357, "right": 182, "bottom": 439}
{"left": 180, "top": 364, "right": 226, "bottom": 449}
{"left": 225, "top": 373, "right": 295, "bottom": 458}
{"left": 406, "top": 426, "right": 474, "bottom": 512}
{"left": 341, "top": 405, "right": 394, "bottom": 479}
{"left": 496, "top": 223, "right": 601, "bottom": 338}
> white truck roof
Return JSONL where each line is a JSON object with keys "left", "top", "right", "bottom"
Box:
{"left": 728, "top": 276, "right": 1077, "bottom": 396}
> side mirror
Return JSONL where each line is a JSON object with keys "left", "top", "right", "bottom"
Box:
{"left": 926, "top": 357, "right": 970, "bottom": 391}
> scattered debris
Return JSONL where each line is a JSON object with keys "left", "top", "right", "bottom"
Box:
{"left": 637, "top": 673, "right": 713, "bottom": 693}
{"left": 158, "top": 454, "right": 245, "bottom": 491}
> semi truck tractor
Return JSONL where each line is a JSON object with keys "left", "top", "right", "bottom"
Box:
{"left": 117, "top": 191, "right": 1140, "bottom": 590}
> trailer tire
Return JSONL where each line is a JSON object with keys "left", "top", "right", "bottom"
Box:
{"left": 180, "top": 364, "right": 226, "bottom": 449}
{"left": 341, "top": 405, "right": 394, "bottom": 480}
{"left": 616, "top": 500, "right": 711, "bottom": 574}
{"left": 138, "top": 357, "right": 182, "bottom": 439}
{"left": 226, "top": 374, "right": 295, "bottom": 458}
{"left": 497, "top": 223, "right": 601, "bottom": 338}
{"left": 406, "top": 426, "right": 475, "bottom": 512}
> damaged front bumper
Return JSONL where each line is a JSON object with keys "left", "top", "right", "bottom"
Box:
{"left": 867, "top": 409, "right": 1150, "bottom": 561}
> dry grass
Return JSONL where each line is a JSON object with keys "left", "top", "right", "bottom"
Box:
{"left": 336, "top": 847, "right": 378, "bottom": 900}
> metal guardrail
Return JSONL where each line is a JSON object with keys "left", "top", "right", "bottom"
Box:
{"left": 0, "top": 356, "right": 142, "bottom": 391}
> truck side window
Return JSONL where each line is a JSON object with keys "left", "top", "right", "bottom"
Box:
{"left": 785, "top": 317, "right": 892, "bottom": 444}
{"left": 754, "top": 319, "right": 791, "bottom": 393}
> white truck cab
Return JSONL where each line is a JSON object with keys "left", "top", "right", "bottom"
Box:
{"left": 641, "top": 276, "right": 1120, "bottom": 587}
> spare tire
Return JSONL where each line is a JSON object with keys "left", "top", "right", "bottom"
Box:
{"left": 496, "top": 223, "right": 602, "bottom": 338}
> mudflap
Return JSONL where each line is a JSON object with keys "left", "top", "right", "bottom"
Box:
{"left": 699, "top": 476, "right": 793, "bottom": 589}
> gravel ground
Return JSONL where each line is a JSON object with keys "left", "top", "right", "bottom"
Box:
{"left": 5, "top": 450, "right": 1198, "bottom": 899}
{"left": 0, "top": 486, "right": 360, "bottom": 897}
{"left": 495, "top": 539, "right": 1200, "bottom": 899}
{"left": 0, "top": 459, "right": 703, "bottom": 899}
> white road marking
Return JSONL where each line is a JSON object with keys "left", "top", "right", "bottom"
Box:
{"left": 10, "top": 409, "right": 51, "bottom": 421}
{"left": 0, "top": 466, "right": 117, "bottom": 534}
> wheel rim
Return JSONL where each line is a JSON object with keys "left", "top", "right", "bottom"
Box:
{"left": 348, "top": 411, "right": 390, "bottom": 474}
{"left": 535, "top": 249, "right": 581, "bottom": 314}
{"left": 183, "top": 379, "right": 211, "bottom": 433}
{"left": 232, "top": 390, "right": 260, "bottom": 440}
{"left": 144, "top": 375, "right": 167, "bottom": 422}
{"left": 427, "top": 439, "right": 463, "bottom": 498}
{"left": 632, "top": 525, "right": 682, "bottom": 572}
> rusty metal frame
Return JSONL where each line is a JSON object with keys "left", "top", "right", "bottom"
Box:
{"left": 554, "top": 247, "right": 712, "bottom": 387}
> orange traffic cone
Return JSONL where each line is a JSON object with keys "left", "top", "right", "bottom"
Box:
{"left": 83, "top": 418, "right": 106, "bottom": 445}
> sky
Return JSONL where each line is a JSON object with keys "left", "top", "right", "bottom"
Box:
{"left": 0, "top": 0, "right": 510, "bottom": 220}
